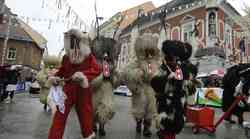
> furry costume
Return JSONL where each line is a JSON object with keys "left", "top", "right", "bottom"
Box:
{"left": 36, "top": 56, "right": 61, "bottom": 111}
{"left": 48, "top": 29, "right": 100, "bottom": 139}
{"left": 90, "top": 36, "right": 121, "bottom": 136}
{"left": 222, "top": 63, "right": 250, "bottom": 124}
{"left": 119, "top": 33, "right": 160, "bottom": 137}
{"left": 181, "top": 60, "right": 201, "bottom": 105}
{"left": 151, "top": 40, "right": 193, "bottom": 139}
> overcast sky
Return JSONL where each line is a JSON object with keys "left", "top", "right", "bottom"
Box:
{"left": 5, "top": 0, "right": 250, "bottom": 55}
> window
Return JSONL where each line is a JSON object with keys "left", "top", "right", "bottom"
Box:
{"left": 0, "top": 14, "right": 3, "bottom": 24}
{"left": 208, "top": 12, "right": 216, "bottom": 36}
{"left": 182, "top": 22, "right": 194, "bottom": 43}
{"left": 7, "top": 48, "right": 17, "bottom": 60}
{"left": 138, "top": 8, "right": 145, "bottom": 17}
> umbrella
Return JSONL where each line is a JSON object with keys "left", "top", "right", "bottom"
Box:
{"left": 209, "top": 68, "right": 225, "bottom": 77}
{"left": 196, "top": 72, "right": 209, "bottom": 78}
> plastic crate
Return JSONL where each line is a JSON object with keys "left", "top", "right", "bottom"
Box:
{"left": 186, "top": 106, "right": 215, "bottom": 127}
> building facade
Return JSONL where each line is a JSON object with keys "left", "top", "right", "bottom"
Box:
{"left": 0, "top": 3, "right": 47, "bottom": 71}
{"left": 118, "top": 0, "right": 250, "bottom": 71}
{"left": 100, "top": 1, "right": 155, "bottom": 39}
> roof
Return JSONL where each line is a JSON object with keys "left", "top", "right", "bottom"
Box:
{"left": 121, "top": 0, "right": 203, "bottom": 36}
{"left": 119, "top": 1, "right": 155, "bottom": 29}
{"left": 99, "top": 12, "right": 121, "bottom": 30}
{"left": 224, "top": 1, "right": 241, "bottom": 16}
{"left": 0, "top": 4, "right": 47, "bottom": 50}
{"left": 100, "top": 1, "right": 155, "bottom": 33}
{"left": 18, "top": 19, "right": 47, "bottom": 48}
{"left": 0, "top": 18, "right": 47, "bottom": 50}
{"left": 121, "top": 0, "right": 246, "bottom": 36}
{"left": 0, "top": 19, "right": 34, "bottom": 42}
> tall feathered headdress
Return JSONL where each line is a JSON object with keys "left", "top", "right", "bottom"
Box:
{"left": 162, "top": 40, "right": 192, "bottom": 61}
{"left": 91, "top": 36, "right": 121, "bottom": 66}
{"left": 134, "top": 33, "right": 160, "bottom": 61}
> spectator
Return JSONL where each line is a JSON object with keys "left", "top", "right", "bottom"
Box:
{"left": 0, "top": 67, "right": 8, "bottom": 102}
{"left": 2, "top": 69, "right": 20, "bottom": 102}
{"left": 240, "top": 37, "right": 246, "bottom": 57}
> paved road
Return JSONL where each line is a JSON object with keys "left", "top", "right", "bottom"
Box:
{"left": 0, "top": 93, "right": 247, "bottom": 139}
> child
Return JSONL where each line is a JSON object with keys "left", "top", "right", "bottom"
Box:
{"left": 47, "top": 78, "right": 66, "bottom": 116}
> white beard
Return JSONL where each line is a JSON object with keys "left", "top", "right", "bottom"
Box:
{"left": 64, "top": 36, "right": 91, "bottom": 64}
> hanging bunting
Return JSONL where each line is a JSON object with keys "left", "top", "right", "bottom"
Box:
{"left": 80, "top": 22, "right": 82, "bottom": 29}
{"left": 57, "top": 0, "right": 62, "bottom": 9}
{"left": 48, "top": 19, "right": 52, "bottom": 29}
{"left": 56, "top": 14, "right": 60, "bottom": 23}
{"left": 74, "top": 16, "right": 78, "bottom": 25}
{"left": 67, "top": 21, "right": 70, "bottom": 29}
{"left": 26, "top": 17, "right": 30, "bottom": 24}
{"left": 42, "top": 0, "right": 45, "bottom": 8}
{"left": 66, "top": 6, "right": 71, "bottom": 18}
{"left": 21, "top": 0, "right": 86, "bottom": 31}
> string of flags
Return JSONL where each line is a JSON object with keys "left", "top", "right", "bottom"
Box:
{"left": 18, "top": 15, "right": 85, "bottom": 30}
{"left": 42, "top": 0, "right": 86, "bottom": 29}
{"left": 19, "top": 0, "right": 87, "bottom": 31}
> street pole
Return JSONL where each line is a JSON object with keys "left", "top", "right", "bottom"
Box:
{"left": 1, "top": 13, "right": 11, "bottom": 66}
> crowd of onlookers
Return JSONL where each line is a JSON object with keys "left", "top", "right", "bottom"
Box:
{"left": 0, "top": 66, "right": 39, "bottom": 103}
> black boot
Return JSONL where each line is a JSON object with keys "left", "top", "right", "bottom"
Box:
{"left": 136, "top": 119, "right": 142, "bottom": 133}
{"left": 225, "top": 117, "right": 236, "bottom": 124}
{"left": 238, "top": 115, "right": 243, "bottom": 125}
{"left": 43, "top": 104, "right": 47, "bottom": 111}
{"left": 157, "top": 130, "right": 164, "bottom": 139}
{"left": 143, "top": 120, "right": 152, "bottom": 137}
{"left": 93, "top": 124, "right": 98, "bottom": 133}
{"left": 99, "top": 124, "right": 106, "bottom": 136}
{"left": 235, "top": 112, "right": 244, "bottom": 125}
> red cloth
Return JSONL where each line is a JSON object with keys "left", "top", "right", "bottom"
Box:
{"left": 48, "top": 54, "right": 100, "bottom": 139}
{"left": 163, "top": 134, "right": 176, "bottom": 139}
{"left": 56, "top": 54, "right": 100, "bottom": 81}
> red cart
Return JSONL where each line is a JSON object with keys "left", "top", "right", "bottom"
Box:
{"left": 186, "top": 95, "right": 245, "bottom": 134}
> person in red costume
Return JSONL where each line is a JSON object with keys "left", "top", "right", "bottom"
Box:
{"left": 48, "top": 29, "right": 100, "bottom": 139}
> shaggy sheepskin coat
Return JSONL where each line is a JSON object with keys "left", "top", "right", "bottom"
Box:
{"left": 150, "top": 40, "right": 193, "bottom": 134}
{"left": 151, "top": 64, "right": 185, "bottom": 134}
{"left": 119, "top": 33, "right": 160, "bottom": 121}
{"left": 91, "top": 37, "right": 121, "bottom": 125}
{"left": 36, "top": 56, "right": 61, "bottom": 105}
